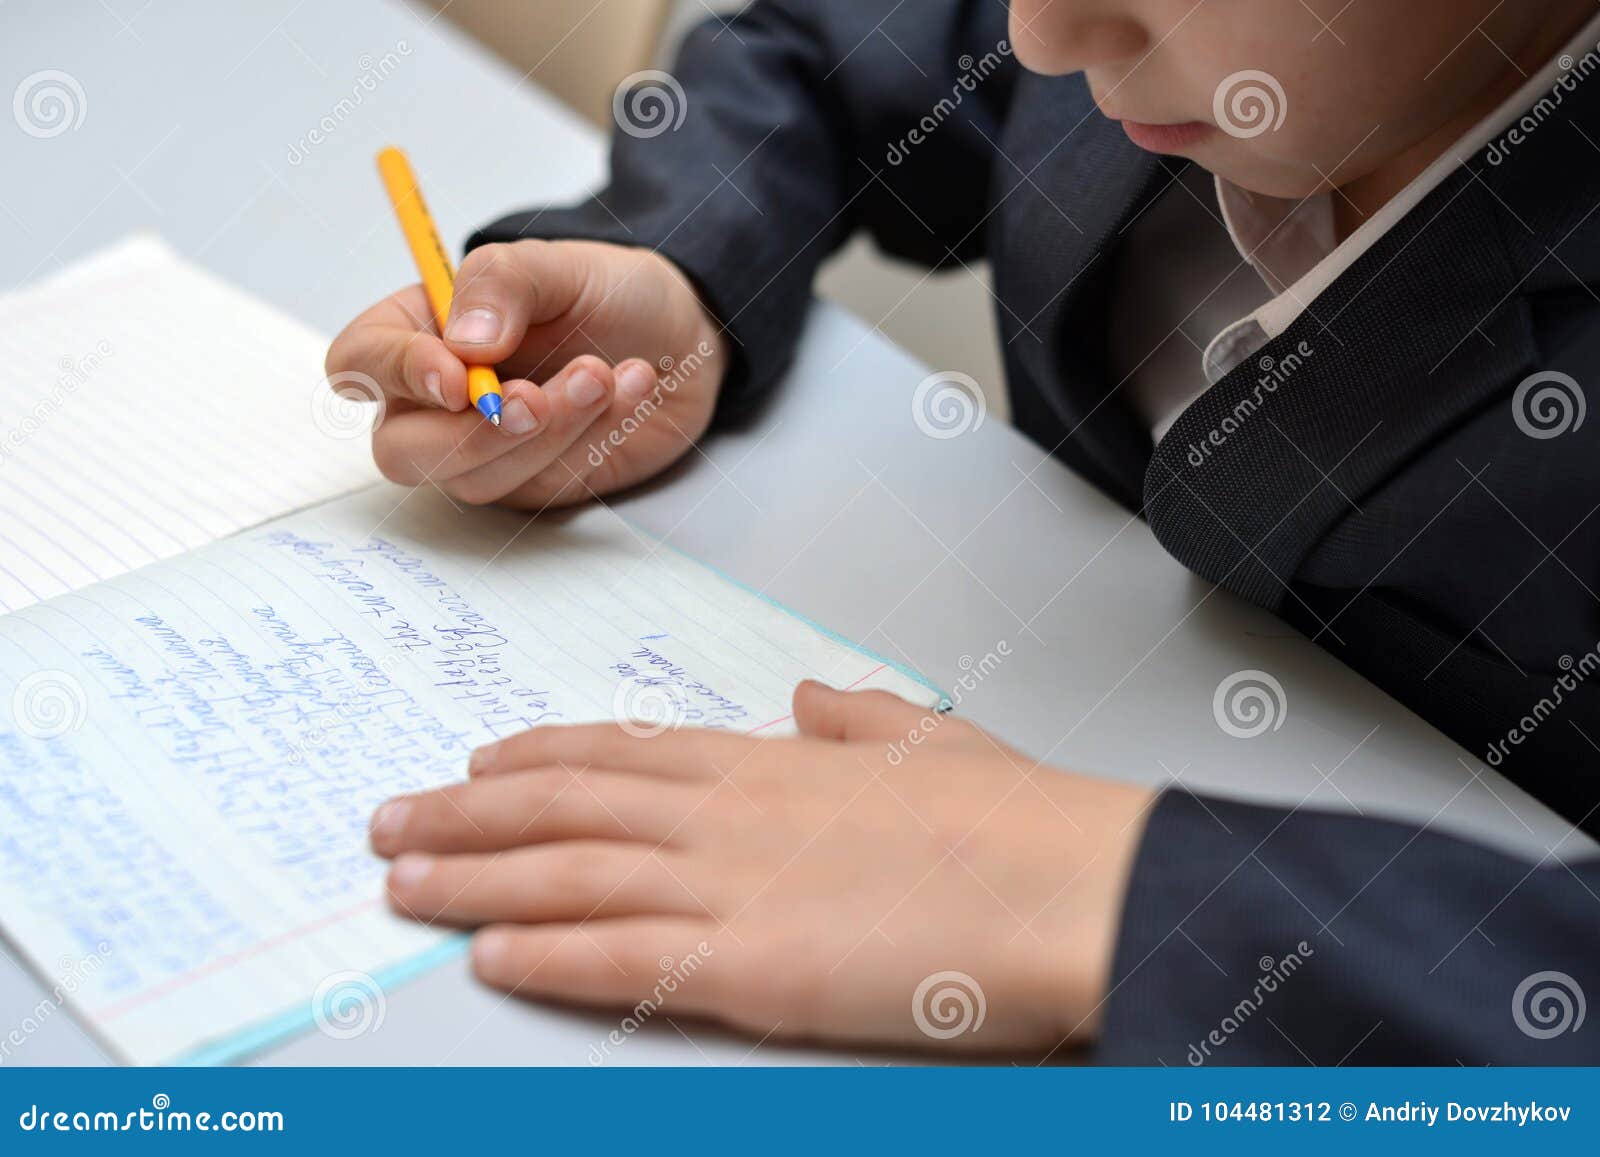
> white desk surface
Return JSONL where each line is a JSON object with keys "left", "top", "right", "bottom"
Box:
{"left": 2, "top": 0, "right": 1589, "bottom": 1066}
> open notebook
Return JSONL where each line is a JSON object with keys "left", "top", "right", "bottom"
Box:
{"left": 0, "top": 238, "right": 940, "bottom": 1065}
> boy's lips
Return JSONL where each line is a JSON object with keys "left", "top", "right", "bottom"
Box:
{"left": 1119, "top": 119, "right": 1215, "bottom": 152}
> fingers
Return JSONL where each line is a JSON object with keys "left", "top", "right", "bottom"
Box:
{"left": 792, "top": 681, "right": 932, "bottom": 743}
{"left": 385, "top": 843, "right": 711, "bottom": 926}
{"left": 370, "top": 356, "right": 615, "bottom": 499}
{"left": 450, "top": 357, "right": 664, "bottom": 510}
{"left": 468, "top": 723, "right": 759, "bottom": 781}
{"left": 433, "top": 358, "right": 619, "bottom": 504}
{"left": 329, "top": 238, "right": 589, "bottom": 415}
{"left": 444, "top": 240, "right": 586, "bottom": 367}
{"left": 325, "top": 285, "right": 469, "bottom": 410}
{"left": 469, "top": 918, "right": 724, "bottom": 1014}
{"left": 369, "top": 769, "right": 695, "bottom": 857}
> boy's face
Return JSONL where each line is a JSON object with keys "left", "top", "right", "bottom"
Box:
{"left": 1008, "top": 0, "right": 1578, "bottom": 198}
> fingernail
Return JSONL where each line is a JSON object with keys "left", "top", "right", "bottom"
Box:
{"left": 370, "top": 799, "right": 411, "bottom": 849}
{"left": 468, "top": 743, "right": 498, "bottom": 776}
{"left": 446, "top": 308, "right": 502, "bottom": 344}
{"left": 423, "top": 370, "right": 444, "bottom": 408}
{"left": 566, "top": 369, "right": 606, "bottom": 408}
{"left": 500, "top": 397, "right": 538, "bottom": 436}
{"left": 619, "top": 362, "right": 656, "bottom": 402}
{"left": 473, "top": 928, "right": 511, "bottom": 974}
{"left": 389, "top": 853, "right": 432, "bottom": 891}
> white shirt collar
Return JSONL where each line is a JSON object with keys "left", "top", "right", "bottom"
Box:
{"left": 1200, "top": 10, "right": 1600, "bottom": 385}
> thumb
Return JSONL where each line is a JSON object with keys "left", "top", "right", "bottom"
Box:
{"left": 443, "top": 239, "right": 583, "bottom": 365}
{"left": 792, "top": 680, "right": 934, "bottom": 743}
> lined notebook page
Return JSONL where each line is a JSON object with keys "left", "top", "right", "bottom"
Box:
{"left": 0, "top": 485, "right": 940, "bottom": 1064}
{"left": 0, "top": 236, "right": 381, "bottom": 613}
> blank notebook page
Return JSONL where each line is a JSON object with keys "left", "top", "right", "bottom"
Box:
{"left": 0, "top": 236, "right": 381, "bottom": 613}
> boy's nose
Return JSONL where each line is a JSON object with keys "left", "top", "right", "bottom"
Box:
{"left": 1009, "top": 2, "right": 1151, "bottom": 75}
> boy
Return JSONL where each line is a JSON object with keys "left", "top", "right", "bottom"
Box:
{"left": 330, "top": 1, "right": 1600, "bottom": 1062}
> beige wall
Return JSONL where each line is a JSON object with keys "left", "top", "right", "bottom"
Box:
{"left": 420, "top": 0, "right": 670, "bottom": 126}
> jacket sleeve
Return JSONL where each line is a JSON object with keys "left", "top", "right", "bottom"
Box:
{"left": 467, "top": 0, "right": 1018, "bottom": 422}
{"left": 1097, "top": 791, "right": 1600, "bottom": 1065}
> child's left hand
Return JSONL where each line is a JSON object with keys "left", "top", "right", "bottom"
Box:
{"left": 369, "top": 682, "right": 1154, "bottom": 1056}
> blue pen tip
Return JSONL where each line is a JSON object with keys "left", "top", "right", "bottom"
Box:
{"left": 475, "top": 394, "right": 502, "bottom": 425}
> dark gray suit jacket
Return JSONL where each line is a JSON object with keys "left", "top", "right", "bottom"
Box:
{"left": 469, "top": 1, "right": 1600, "bottom": 1063}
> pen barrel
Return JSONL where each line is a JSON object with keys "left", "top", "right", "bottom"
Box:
{"left": 377, "top": 147, "right": 457, "bottom": 331}
{"left": 466, "top": 365, "right": 501, "bottom": 406}
{"left": 378, "top": 147, "right": 503, "bottom": 405}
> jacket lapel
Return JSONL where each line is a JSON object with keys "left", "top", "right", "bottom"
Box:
{"left": 1141, "top": 170, "right": 1538, "bottom": 613}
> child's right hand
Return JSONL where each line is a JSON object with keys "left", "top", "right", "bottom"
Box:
{"left": 326, "top": 239, "right": 729, "bottom": 509}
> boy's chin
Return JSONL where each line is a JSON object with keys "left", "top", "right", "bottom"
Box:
{"left": 1194, "top": 149, "right": 1335, "bottom": 201}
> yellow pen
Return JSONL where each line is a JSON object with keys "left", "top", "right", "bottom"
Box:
{"left": 376, "top": 146, "right": 503, "bottom": 425}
